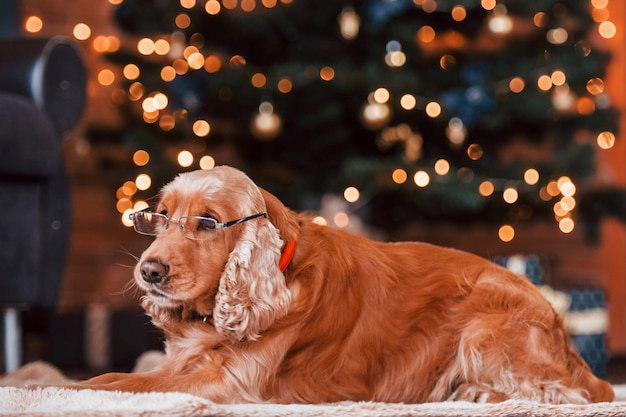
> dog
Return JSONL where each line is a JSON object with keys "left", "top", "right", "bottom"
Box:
{"left": 76, "top": 165, "right": 613, "bottom": 404}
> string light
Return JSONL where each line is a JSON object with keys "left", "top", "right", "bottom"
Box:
{"left": 446, "top": 117, "right": 466, "bottom": 146}
{"left": 205, "top": 0, "right": 221, "bottom": 15}
{"left": 187, "top": 51, "right": 205, "bottom": 70}
{"left": 551, "top": 70, "right": 567, "bottom": 86}
{"left": 133, "top": 150, "right": 150, "bottom": 166}
{"left": 241, "top": 0, "right": 256, "bottom": 12}
{"left": 333, "top": 212, "right": 350, "bottom": 228}
{"left": 537, "top": 75, "right": 553, "bottom": 91}
{"left": 400, "top": 94, "right": 417, "bottom": 110}
{"left": 161, "top": 66, "right": 177, "bottom": 82}
{"left": 176, "top": 13, "right": 191, "bottom": 29}
{"left": 524, "top": 168, "right": 540, "bottom": 185}
{"left": 204, "top": 55, "right": 222, "bottom": 73}
{"left": 192, "top": 120, "right": 211, "bottom": 137}
{"left": 547, "top": 28, "right": 568, "bottom": 44}
{"left": 392, "top": 169, "right": 408, "bottom": 184}
{"left": 73, "top": 23, "right": 92, "bottom": 40}
{"left": 413, "top": 171, "right": 430, "bottom": 187}
{"left": 250, "top": 102, "right": 282, "bottom": 140}
{"left": 154, "top": 39, "right": 171, "bottom": 55}
{"left": 434, "top": 159, "right": 450, "bottom": 176}
{"left": 451, "top": 5, "right": 466, "bottom": 22}
{"left": 135, "top": 174, "right": 152, "bottom": 191}
{"left": 598, "top": 21, "right": 617, "bottom": 39}
{"left": 467, "top": 144, "right": 483, "bottom": 161}
{"left": 121, "top": 210, "right": 134, "bottom": 227}
{"left": 222, "top": 0, "right": 237, "bottom": 10}
{"left": 180, "top": 0, "right": 195, "bottom": 9}
{"left": 425, "top": 102, "right": 442, "bottom": 118}
{"left": 320, "top": 66, "right": 335, "bottom": 81}
{"left": 128, "top": 82, "right": 145, "bottom": 101}
{"left": 137, "top": 38, "right": 155, "bottom": 55}
{"left": 123, "top": 64, "right": 140, "bottom": 80}
{"left": 503, "top": 187, "right": 519, "bottom": 204}
{"left": 597, "top": 131, "right": 616, "bottom": 149}
{"left": 385, "top": 41, "right": 407, "bottom": 68}
{"left": 488, "top": 5, "right": 513, "bottom": 34}
{"left": 134, "top": 201, "right": 149, "bottom": 211}
{"left": 277, "top": 77, "right": 293, "bottom": 93}
{"left": 199, "top": 155, "right": 216, "bottom": 169}
{"left": 373, "top": 88, "right": 390, "bottom": 103}
{"left": 509, "top": 77, "right": 525, "bottom": 93}
{"left": 416, "top": 26, "right": 436, "bottom": 43}
{"left": 97, "top": 69, "right": 115, "bottom": 86}
{"left": 25, "top": 16, "right": 43, "bottom": 33}
{"left": 159, "top": 114, "right": 176, "bottom": 131}
{"left": 339, "top": 7, "right": 360, "bottom": 40}
{"left": 121, "top": 181, "right": 138, "bottom": 197}
{"left": 251, "top": 73, "right": 267, "bottom": 88}
{"left": 559, "top": 217, "right": 575, "bottom": 233}
{"left": 178, "top": 151, "right": 194, "bottom": 167}
{"left": 344, "top": 187, "right": 360, "bottom": 203}
{"left": 498, "top": 225, "right": 515, "bottom": 242}
{"left": 104, "top": 0, "right": 616, "bottom": 236}
{"left": 479, "top": 181, "right": 495, "bottom": 197}
{"left": 481, "top": 0, "right": 496, "bottom": 11}
{"left": 533, "top": 12, "right": 548, "bottom": 28}
{"left": 586, "top": 78, "right": 605, "bottom": 95}
{"left": 116, "top": 198, "right": 133, "bottom": 214}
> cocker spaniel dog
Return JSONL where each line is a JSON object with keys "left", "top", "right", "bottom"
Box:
{"left": 77, "top": 165, "right": 613, "bottom": 404}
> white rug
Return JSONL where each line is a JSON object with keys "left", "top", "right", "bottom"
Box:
{"left": 1, "top": 361, "right": 625, "bottom": 417}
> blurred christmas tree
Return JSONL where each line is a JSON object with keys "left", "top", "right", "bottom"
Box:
{"left": 107, "top": 0, "right": 622, "bottom": 240}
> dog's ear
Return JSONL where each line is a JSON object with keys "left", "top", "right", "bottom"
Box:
{"left": 258, "top": 188, "right": 300, "bottom": 242}
{"left": 213, "top": 212, "right": 291, "bottom": 342}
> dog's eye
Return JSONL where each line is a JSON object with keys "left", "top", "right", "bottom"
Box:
{"left": 197, "top": 216, "right": 218, "bottom": 231}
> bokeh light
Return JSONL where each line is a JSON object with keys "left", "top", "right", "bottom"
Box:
{"left": 73, "top": 23, "right": 92, "bottom": 40}
{"left": 25, "top": 16, "right": 43, "bottom": 33}
{"left": 498, "top": 224, "right": 515, "bottom": 242}
{"left": 344, "top": 187, "right": 360, "bottom": 203}
{"left": 392, "top": 168, "right": 408, "bottom": 184}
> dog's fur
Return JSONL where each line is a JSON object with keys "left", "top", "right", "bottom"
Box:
{"left": 77, "top": 166, "right": 613, "bottom": 404}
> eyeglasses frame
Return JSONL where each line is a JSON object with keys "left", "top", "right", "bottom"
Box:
{"left": 129, "top": 209, "right": 267, "bottom": 238}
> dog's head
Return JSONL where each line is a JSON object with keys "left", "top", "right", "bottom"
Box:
{"left": 133, "top": 166, "right": 292, "bottom": 342}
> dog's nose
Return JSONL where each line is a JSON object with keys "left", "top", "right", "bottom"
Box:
{"left": 140, "top": 259, "right": 169, "bottom": 284}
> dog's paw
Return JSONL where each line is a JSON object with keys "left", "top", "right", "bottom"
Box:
{"left": 448, "top": 383, "right": 509, "bottom": 403}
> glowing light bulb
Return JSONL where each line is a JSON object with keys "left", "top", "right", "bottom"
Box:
{"left": 434, "top": 159, "right": 450, "bottom": 176}
{"left": 73, "top": 23, "right": 91, "bottom": 40}
{"left": 392, "top": 169, "right": 408, "bottom": 184}
{"left": 25, "top": 16, "right": 43, "bottom": 33}
{"left": 479, "top": 181, "right": 494, "bottom": 197}
{"left": 193, "top": 120, "right": 211, "bottom": 137}
{"left": 498, "top": 225, "right": 515, "bottom": 242}
{"left": 413, "top": 171, "right": 430, "bottom": 187}
{"left": 524, "top": 168, "right": 539, "bottom": 185}
{"left": 133, "top": 150, "right": 150, "bottom": 166}
{"left": 135, "top": 174, "right": 152, "bottom": 191}
{"left": 344, "top": 187, "right": 360, "bottom": 203}
{"left": 250, "top": 102, "right": 282, "bottom": 140}
{"left": 177, "top": 150, "right": 194, "bottom": 167}
{"left": 339, "top": 7, "right": 360, "bottom": 40}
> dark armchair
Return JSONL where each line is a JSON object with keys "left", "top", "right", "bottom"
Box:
{"left": 0, "top": 37, "right": 86, "bottom": 372}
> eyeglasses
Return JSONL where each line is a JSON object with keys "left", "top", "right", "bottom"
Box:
{"left": 129, "top": 210, "right": 267, "bottom": 240}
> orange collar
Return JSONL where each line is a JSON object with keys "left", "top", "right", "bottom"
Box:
{"left": 279, "top": 238, "right": 297, "bottom": 272}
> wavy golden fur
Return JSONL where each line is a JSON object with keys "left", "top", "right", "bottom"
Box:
{"left": 77, "top": 166, "right": 613, "bottom": 404}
